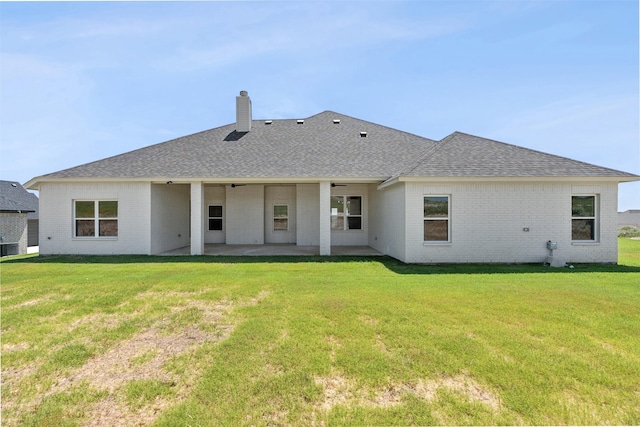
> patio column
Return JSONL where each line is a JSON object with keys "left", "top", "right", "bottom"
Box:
{"left": 190, "top": 181, "right": 204, "bottom": 255}
{"left": 319, "top": 181, "right": 331, "bottom": 256}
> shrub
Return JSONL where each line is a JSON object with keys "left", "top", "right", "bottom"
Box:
{"left": 618, "top": 226, "right": 640, "bottom": 238}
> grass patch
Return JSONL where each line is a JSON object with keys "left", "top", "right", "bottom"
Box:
{"left": 124, "top": 379, "right": 176, "bottom": 410}
{"left": 1, "top": 239, "right": 639, "bottom": 426}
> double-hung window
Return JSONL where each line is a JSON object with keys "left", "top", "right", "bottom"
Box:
{"left": 424, "top": 196, "right": 450, "bottom": 242}
{"left": 74, "top": 200, "right": 118, "bottom": 238}
{"left": 572, "top": 195, "right": 597, "bottom": 241}
{"left": 273, "top": 205, "right": 289, "bottom": 231}
{"left": 331, "top": 196, "right": 362, "bottom": 230}
{"left": 208, "top": 205, "right": 223, "bottom": 231}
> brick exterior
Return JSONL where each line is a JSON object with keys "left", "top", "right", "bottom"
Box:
{"left": 39, "top": 182, "right": 151, "bottom": 255}
{"left": 34, "top": 180, "right": 621, "bottom": 263}
{"left": 399, "top": 181, "right": 618, "bottom": 264}
{"left": 0, "top": 212, "right": 28, "bottom": 255}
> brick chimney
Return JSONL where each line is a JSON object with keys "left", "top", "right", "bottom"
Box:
{"left": 236, "top": 90, "right": 252, "bottom": 132}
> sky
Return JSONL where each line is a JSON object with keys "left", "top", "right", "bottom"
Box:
{"left": 1, "top": 0, "right": 638, "bottom": 210}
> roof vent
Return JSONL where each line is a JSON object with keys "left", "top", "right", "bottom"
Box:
{"left": 297, "top": 119, "right": 304, "bottom": 124}
{"left": 265, "top": 120, "right": 273, "bottom": 125}
{"left": 360, "top": 131, "right": 368, "bottom": 137}
{"left": 333, "top": 119, "right": 341, "bottom": 124}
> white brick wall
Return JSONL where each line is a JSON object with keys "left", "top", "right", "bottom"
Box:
{"left": 398, "top": 181, "right": 619, "bottom": 264}
{"left": 567, "top": 184, "right": 618, "bottom": 263}
{"left": 330, "top": 184, "right": 369, "bottom": 246}
{"left": 264, "top": 185, "right": 296, "bottom": 244}
{"left": 225, "top": 184, "right": 265, "bottom": 244}
{"left": 369, "top": 183, "right": 406, "bottom": 261}
{"left": 39, "top": 182, "right": 151, "bottom": 255}
{"left": 36, "top": 179, "right": 620, "bottom": 262}
{"left": 150, "top": 184, "right": 190, "bottom": 254}
{"left": 296, "top": 184, "right": 319, "bottom": 246}
{"left": 204, "top": 186, "right": 226, "bottom": 244}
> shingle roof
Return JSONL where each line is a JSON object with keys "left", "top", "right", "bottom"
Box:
{"left": 0, "top": 181, "right": 38, "bottom": 214}
{"left": 38, "top": 111, "right": 437, "bottom": 180}
{"left": 30, "top": 112, "right": 637, "bottom": 183}
{"left": 399, "top": 132, "right": 638, "bottom": 178}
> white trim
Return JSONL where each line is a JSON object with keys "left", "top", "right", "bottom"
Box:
{"left": 25, "top": 176, "right": 390, "bottom": 190}
{"left": 423, "top": 195, "right": 451, "bottom": 243}
{"left": 26, "top": 174, "right": 639, "bottom": 191}
{"left": 73, "top": 200, "right": 118, "bottom": 239}
{"left": 330, "top": 195, "right": 363, "bottom": 231}
{"left": 571, "top": 194, "right": 599, "bottom": 243}
{"left": 207, "top": 204, "right": 224, "bottom": 231}
{"left": 273, "top": 204, "right": 289, "bottom": 231}
{"left": 377, "top": 175, "right": 639, "bottom": 189}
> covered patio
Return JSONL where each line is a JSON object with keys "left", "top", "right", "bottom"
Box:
{"left": 159, "top": 244, "right": 382, "bottom": 257}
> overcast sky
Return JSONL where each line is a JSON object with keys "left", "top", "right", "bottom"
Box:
{"left": 1, "top": 1, "right": 638, "bottom": 210}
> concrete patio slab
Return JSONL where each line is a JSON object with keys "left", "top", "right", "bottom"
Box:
{"left": 159, "top": 244, "right": 382, "bottom": 257}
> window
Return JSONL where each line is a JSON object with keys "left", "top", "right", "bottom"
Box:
{"left": 572, "top": 195, "right": 597, "bottom": 241}
{"left": 208, "top": 205, "right": 223, "bottom": 231}
{"left": 273, "top": 205, "right": 289, "bottom": 231}
{"left": 74, "top": 200, "right": 118, "bottom": 238}
{"left": 424, "top": 196, "right": 450, "bottom": 242}
{"left": 331, "top": 196, "right": 362, "bottom": 230}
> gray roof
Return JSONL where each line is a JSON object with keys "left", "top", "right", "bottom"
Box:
{"left": 31, "top": 112, "right": 637, "bottom": 183}
{"left": 0, "top": 181, "right": 38, "bottom": 215}
{"left": 618, "top": 210, "right": 640, "bottom": 226}
{"left": 38, "top": 111, "right": 437, "bottom": 180}
{"left": 400, "top": 132, "right": 638, "bottom": 178}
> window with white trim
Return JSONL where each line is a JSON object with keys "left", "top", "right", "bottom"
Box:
{"left": 208, "top": 205, "right": 223, "bottom": 231}
{"left": 273, "top": 205, "right": 289, "bottom": 231}
{"left": 424, "top": 196, "right": 450, "bottom": 242}
{"left": 331, "top": 196, "right": 362, "bottom": 230}
{"left": 572, "top": 195, "right": 598, "bottom": 241}
{"left": 74, "top": 200, "right": 118, "bottom": 238}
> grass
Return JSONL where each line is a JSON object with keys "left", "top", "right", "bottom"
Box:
{"left": 1, "top": 239, "right": 639, "bottom": 426}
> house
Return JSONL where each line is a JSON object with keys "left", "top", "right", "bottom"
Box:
{"left": 25, "top": 91, "right": 639, "bottom": 263}
{"left": 0, "top": 180, "right": 38, "bottom": 256}
{"left": 618, "top": 209, "right": 640, "bottom": 227}
{"left": 618, "top": 209, "right": 640, "bottom": 234}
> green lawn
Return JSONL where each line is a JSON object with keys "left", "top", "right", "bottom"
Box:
{"left": 2, "top": 240, "right": 639, "bottom": 426}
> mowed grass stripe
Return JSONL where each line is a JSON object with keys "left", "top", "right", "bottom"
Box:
{"left": 1, "top": 240, "right": 639, "bottom": 426}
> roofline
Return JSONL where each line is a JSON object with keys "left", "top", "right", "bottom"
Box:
{"left": 0, "top": 209, "right": 36, "bottom": 213}
{"left": 445, "top": 131, "right": 640, "bottom": 177}
{"left": 27, "top": 174, "right": 639, "bottom": 192}
{"left": 377, "top": 175, "right": 640, "bottom": 190}
{"left": 25, "top": 176, "right": 390, "bottom": 189}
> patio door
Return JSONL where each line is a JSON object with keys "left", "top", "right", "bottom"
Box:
{"left": 264, "top": 185, "right": 296, "bottom": 244}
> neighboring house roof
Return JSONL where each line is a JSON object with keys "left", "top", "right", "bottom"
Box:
{"left": 0, "top": 181, "right": 38, "bottom": 214}
{"left": 25, "top": 110, "right": 639, "bottom": 187}
{"left": 618, "top": 209, "right": 640, "bottom": 226}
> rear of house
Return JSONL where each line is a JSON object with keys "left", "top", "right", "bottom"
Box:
{"left": 26, "top": 92, "right": 639, "bottom": 264}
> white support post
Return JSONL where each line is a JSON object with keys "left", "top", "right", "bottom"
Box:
{"left": 319, "top": 181, "right": 331, "bottom": 256}
{"left": 190, "top": 181, "right": 204, "bottom": 255}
